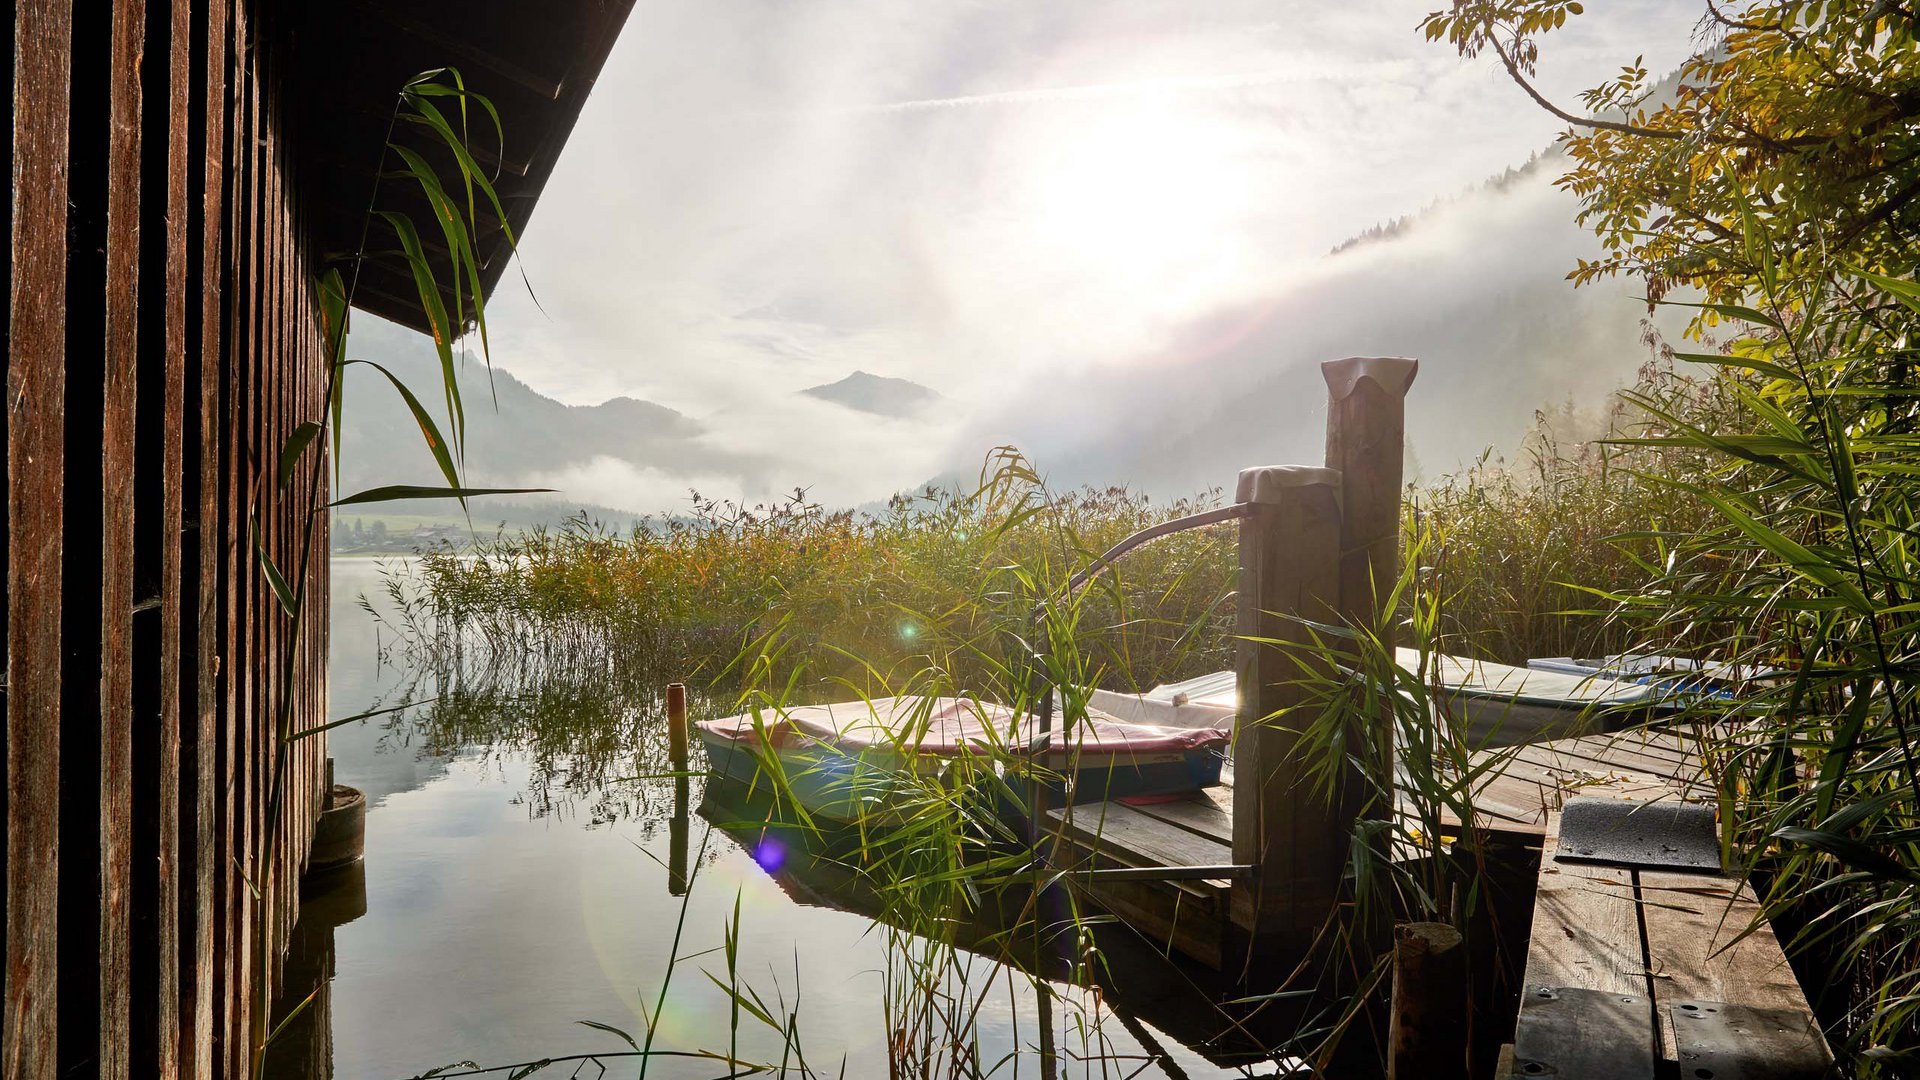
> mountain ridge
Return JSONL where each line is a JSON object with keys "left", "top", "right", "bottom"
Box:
{"left": 802, "top": 370, "right": 944, "bottom": 416}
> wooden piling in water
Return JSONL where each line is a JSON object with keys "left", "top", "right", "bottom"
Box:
{"left": 1388, "top": 921, "right": 1468, "bottom": 1080}
{"left": 1320, "top": 356, "right": 1419, "bottom": 918}
{"left": 1230, "top": 465, "right": 1344, "bottom": 959}
{"left": 1230, "top": 359, "right": 1417, "bottom": 964}
{"left": 667, "top": 683, "right": 689, "bottom": 772}
{"left": 667, "top": 682, "right": 690, "bottom": 895}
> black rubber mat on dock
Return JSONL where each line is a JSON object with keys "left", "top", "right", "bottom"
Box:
{"left": 1555, "top": 797, "right": 1722, "bottom": 872}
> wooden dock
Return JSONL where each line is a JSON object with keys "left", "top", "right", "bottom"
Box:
{"left": 1506, "top": 809, "right": 1833, "bottom": 1078}
{"left": 1045, "top": 724, "right": 1717, "bottom": 968}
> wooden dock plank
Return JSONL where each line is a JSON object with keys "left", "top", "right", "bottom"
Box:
{"left": 1509, "top": 817, "right": 1659, "bottom": 1079}
{"left": 1121, "top": 774, "right": 1553, "bottom": 850}
{"left": 1051, "top": 727, "right": 1725, "bottom": 970}
{"left": 1639, "top": 869, "right": 1833, "bottom": 1071}
{"left": 1519, "top": 734, "right": 1710, "bottom": 787}
{"left": 1121, "top": 787, "right": 1234, "bottom": 845}
{"left": 1620, "top": 727, "right": 1712, "bottom": 763}
{"left": 1047, "top": 801, "right": 1233, "bottom": 890}
{"left": 1044, "top": 802, "right": 1231, "bottom": 968}
{"left": 1496, "top": 749, "right": 1704, "bottom": 807}
{"left": 1521, "top": 824, "right": 1649, "bottom": 997}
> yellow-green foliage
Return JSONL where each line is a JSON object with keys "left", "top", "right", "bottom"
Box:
{"left": 397, "top": 369, "right": 1728, "bottom": 697}
{"left": 1412, "top": 365, "right": 1725, "bottom": 664}
{"left": 397, "top": 453, "right": 1239, "bottom": 697}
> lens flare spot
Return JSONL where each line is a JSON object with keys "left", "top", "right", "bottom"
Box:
{"left": 753, "top": 836, "right": 785, "bottom": 873}
{"left": 899, "top": 622, "right": 918, "bottom": 641}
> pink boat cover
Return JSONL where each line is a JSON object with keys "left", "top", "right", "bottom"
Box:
{"left": 697, "top": 695, "right": 1228, "bottom": 757}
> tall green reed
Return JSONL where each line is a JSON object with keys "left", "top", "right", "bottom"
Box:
{"left": 252, "top": 68, "right": 545, "bottom": 1076}
{"left": 1577, "top": 217, "right": 1920, "bottom": 1071}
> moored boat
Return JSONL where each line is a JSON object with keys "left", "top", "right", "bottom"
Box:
{"left": 1088, "top": 647, "right": 1669, "bottom": 745}
{"left": 696, "top": 695, "right": 1230, "bottom": 823}
{"left": 1527, "top": 653, "right": 1783, "bottom": 703}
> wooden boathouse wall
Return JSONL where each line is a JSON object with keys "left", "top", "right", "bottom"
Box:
{"left": 5, "top": 2, "right": 330, "bottom": 1076}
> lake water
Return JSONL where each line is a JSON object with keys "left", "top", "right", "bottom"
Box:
{"left": 265, "top": 558, "right": 1274, "bottom": 1079}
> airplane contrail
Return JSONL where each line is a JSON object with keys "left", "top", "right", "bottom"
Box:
{"left": 838, "top": 63, "right": 1412, "bottom": 115}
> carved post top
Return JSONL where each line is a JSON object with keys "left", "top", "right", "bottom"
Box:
{"left": 1321, "top": 356, "right": 1418, "bottom": 401}
{"left": 1235, "top": 465, "right": 1342, "bottom": 506}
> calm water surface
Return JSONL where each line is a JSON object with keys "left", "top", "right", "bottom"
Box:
{"left": 266, "top": 558, "right": 1267, "bottom": 1079}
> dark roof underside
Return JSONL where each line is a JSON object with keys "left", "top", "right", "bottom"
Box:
{"left": 286, "top": 0, "right": 635, "bottom": 336}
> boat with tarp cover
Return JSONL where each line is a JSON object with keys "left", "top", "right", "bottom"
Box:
{"left": 695, "top": 695, "right": 1230, "bottom": 823}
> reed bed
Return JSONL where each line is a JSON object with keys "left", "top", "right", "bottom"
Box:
{"left": 386, "top": 452, "right": 1241, "bottom": 703}
{"left": 385, "top": 370, "right": 1724, "bottom": 699}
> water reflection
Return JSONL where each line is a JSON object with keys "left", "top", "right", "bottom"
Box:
{"left": 268, "top": 559, "right": 1282, "bottom": 1078}
{"left": 698, "top": 775, "right": 1288, "bottom": 1072}
{"left": 263, "top": 862, "right": 367, "bottom": 1079}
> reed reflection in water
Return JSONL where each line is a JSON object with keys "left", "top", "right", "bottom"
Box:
{"left": 265, "top": 558, "right": 1272, "bottom": 1079}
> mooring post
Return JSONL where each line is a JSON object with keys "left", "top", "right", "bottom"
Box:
{"left": 1321, "top": 356, "right": 1418, "bottom": 629}
{"left": 667, "top": 682, "right": 690, "bottom": 895}
{"left": 667, "top": 682, "right": 689, "bottom": 771}
{"left": 1320, "top": 357, "right": 1418, "bottom": 875}
{"left": 1388, "top": 921, "right": 1468, "bottom": 1080}
{"left": 1231, "top": 465, "right": 1344, "bottom": 958}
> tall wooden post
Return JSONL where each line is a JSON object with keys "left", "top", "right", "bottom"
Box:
{"left": 1231, "top": 466, "right": 1344, "bottom": 957}
{"left": 666, "top": 683, "right": 689, "bottom": 772}
{"left": 1389, "top": 921, "right": 1469, "bottom": 1080}
{"left": 667, "top": 683, "right": 690, "bottom": 896}
{"left": 1321, "top": 357, "right": 1417, "bottom": 885}
{"left": 1321, "top": 356, "right": 1418, "bottom": 632}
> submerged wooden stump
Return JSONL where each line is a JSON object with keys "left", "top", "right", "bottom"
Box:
{"left": 1389, "top": 921, "right": 1468, "bottom": 1080}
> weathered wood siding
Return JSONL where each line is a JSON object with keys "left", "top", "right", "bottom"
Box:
{"left": 4, "top": 2, "right": 330, "bottom": 1077}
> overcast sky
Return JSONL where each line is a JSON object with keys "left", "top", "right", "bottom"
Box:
{"left": 361, "top": 1, "right": 1711, "bottom": 510}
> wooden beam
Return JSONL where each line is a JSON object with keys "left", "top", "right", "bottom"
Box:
{"left": 1230, "top": 465, "right": 1343, "bottom": 958}
{"left": 1321, "top": 356, "right": 1417, "bottom": 629}
{"left": 1638, "top": 869, "right": 1835, "bottom": 1071}
{"left": 1510, "top": 819, "right": 1657, "bottom": 1076}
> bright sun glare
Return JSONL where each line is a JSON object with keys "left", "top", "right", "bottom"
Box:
{"left": 1008, "top": 99, "right": 1263, "bottom": 319}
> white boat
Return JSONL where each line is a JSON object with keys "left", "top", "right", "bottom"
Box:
{"left": 696, "top": 695, "right": 1231, "bottom": 823}
{"left": 1528, "top": 652, "right": 1783, "bottom": 697}
{"left": 1089, "top": 648, "right": 1668, "bottom": 746}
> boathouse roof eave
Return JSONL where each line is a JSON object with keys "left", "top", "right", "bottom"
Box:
{"left": 284, "top": 0, "right": 637, "bottom": 336}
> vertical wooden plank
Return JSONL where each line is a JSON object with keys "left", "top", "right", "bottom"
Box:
{"left": 6, "top": 3, "right": 72, "bottom": 1077}
{"left": 122, "top": 0, "right": 191, "bottom": 1069}
{"left": 156, "top": 0, "right": 188, "bottom": 1069}
{"left": 0, "top": 0, "right": 12, "bottom": 1060}
{"left": 1230, "top": 465, "right": 1344, "bottom": 964}
{"left": 100, "top": 3, "right": 146, "bottom": 1076}
{"left": 0, "top": 0, "right": 11, "bottom": 1055}
{"left": 234, "top": 11, "right": 261, "bottom": 1065}
{"left": 181, "top": 1, "right": 228, "bottom": 1074}
{"left": 219, "top": 3, "right": 254, "bottom": 1071}
{"left": 262, "top": 89, "right": 284, "bottom": 1002}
